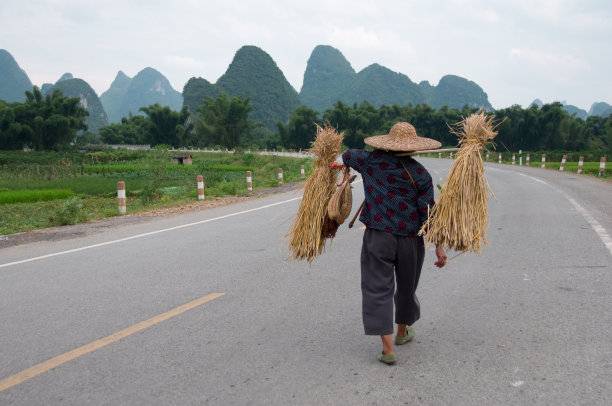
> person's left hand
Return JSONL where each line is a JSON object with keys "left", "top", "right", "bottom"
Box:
{"left": 434, "top": 245, "right": 447, "bottom": 268}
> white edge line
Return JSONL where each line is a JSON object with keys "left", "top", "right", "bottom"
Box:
{"left": 518, "top": 173, "right": 612, "bottom": 256}
{"left": 1, "top": 196, "right": 302, "bottom": 269}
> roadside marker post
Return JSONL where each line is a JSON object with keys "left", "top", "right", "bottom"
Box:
{"left": 439, "top": 152, "right": 442, "bottom": 159}
{"left": 246, "top": 171, "right": 253, "bottom": 192}
{"left": 498, "top": 153, "right": 502, "bottom": 164}
{"left": 527, "top": 154, "right": 530, "bottom": 166}
{"left": 541, "top": 154, "right": 546, "bottom": 168}
{"left": 600, "top": 157, "right": 606, "bottom": 176}
{"left": 117, "top": 181, "right": 126, "bottom": 215}
{"left": 278, "top": 168, "right": 283, "bottom": 184}
{"left": 560, "top": 155, "right": 567, "bottom": 171}
{"left": 486, "top": 152, "right": 489, "bottom": 160}
{"left": 300, "top": 165, "right": 305, "bottom": 179}
{"left": 512, "top": 153, "right": 516, "bottom": 165}
{"left": 577, "top": 157, "right": 584, "bottom": 174}
{"left": 197, "top": 175, "right": 205, "bottom": 200}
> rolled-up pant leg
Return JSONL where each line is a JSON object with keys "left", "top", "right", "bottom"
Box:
{"left": 361, "top": 229, "right": 396, "bottom": 335}
{"left": 394, "top": 236, "right": 424, "bottom": 326}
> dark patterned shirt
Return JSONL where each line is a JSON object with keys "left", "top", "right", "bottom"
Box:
{"left": 342, "top": 149, "right": 435, "bottom": 237}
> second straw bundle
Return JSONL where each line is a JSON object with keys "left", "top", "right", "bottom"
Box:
{"left": 420, "top": 112, "right": 497, "bottom": 253}
{"left": 288, "top": 124, "right": 344, "bottom": 263}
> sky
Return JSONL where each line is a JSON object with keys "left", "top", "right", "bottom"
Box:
{"left": 1, "top": 0, "right": 611, "bottom": 112}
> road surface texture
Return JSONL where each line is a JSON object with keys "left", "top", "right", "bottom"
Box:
{"left": 1, "top": 158, "right": 610, "bottom": 405}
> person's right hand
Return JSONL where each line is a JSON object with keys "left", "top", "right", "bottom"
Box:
{"left": 434, "top": 245, "right": 447, "bottom": 268}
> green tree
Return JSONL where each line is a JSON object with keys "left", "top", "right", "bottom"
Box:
{"left": 277, "top": 105, "right": 319, "bottom": 149}
{"left": 140, "top": 104, "right": 193, "bottom": 148}
{"left": 196, "top": 94, "right": 253, "bottom": 149}
{"left": 0, "top": 87, "right": 87, "bottom": 150}
{"left": 99, "top": 114, "right": 149, "bottom": 145}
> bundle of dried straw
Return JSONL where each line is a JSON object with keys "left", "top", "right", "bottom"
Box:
{"left": 419, "top": 112, "right": 497, "bottom": 253}
{"left": 288, "top": 124, "right": 344, "bottom": 263}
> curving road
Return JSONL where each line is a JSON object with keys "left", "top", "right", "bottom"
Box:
{"left": 0, "top": 158, "right": 611, "bottom": 405}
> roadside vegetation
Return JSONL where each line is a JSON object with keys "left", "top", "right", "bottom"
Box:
{"left": 0, "top": 149, "right": 313, "bottom": 235}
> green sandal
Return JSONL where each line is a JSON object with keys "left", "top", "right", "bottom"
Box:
{"left": 394, "top": 326, "right": 415, "bottom": 345}
{"left": 377, "top": 352, "right": 397, "bottom": 365}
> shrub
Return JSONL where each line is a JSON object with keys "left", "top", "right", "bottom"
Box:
{"left": 53, "top": 196, "right": 83, "bottom": 225}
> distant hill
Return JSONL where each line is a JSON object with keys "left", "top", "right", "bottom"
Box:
{"left": 299, "top": 45, "right": 493, "bottom": 112}
{"left": 100, "top": 71, "right": 132, "bottom": 123}
{"left": 46, "top": 75, "right": 109, "bottom": 134}
{"left": 101, "top": 68, "right": 183, "bottom": 123}
{"left": 589, "top": 102, "right": 612, "bottom": 118}
{"left": 562, "top": 103, "right": 588, "bottom": 120}
{"left": 299, "top": 45, "right": 356, "bottom": 110}
{"left": 182, "top": 77, "right": 219, "bottom": 112}
{"left": 0, "top": 49, "right": 33, "bottom": 103}
{"left": 531, "top": 99, "right": 610, "bottom": 120}
{"left": 341, "top": 63, "right": 425, "bottom": 107}
{"left": 183, "top": 46, "right": 301, "bottom": 129}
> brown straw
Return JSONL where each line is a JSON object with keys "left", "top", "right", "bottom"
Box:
{"left": 419, "top": 112, "right": 497, "bottom": 253}
{"left": 288, "top": 124, "right": 344, "bottom": 263}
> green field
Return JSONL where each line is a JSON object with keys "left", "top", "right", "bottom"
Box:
{"left": 0, "top": 150, "right": 313, "bottom": 235}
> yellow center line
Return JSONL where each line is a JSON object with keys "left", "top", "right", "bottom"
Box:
{"left": 0, "top": 292, "right": 225, "bottom": 393}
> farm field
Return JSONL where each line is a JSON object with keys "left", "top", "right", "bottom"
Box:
{"left": 0, "top": 150, "right": 313, "bottom": 235}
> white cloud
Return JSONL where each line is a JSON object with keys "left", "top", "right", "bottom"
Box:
{"left": 509, "top": 48, "right": 589, "bottom": 71}
{"left": 163, "top": 55, "right": 208, "bottom": 71}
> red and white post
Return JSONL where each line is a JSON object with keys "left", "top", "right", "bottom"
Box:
{"left": 278, "top": 168, "right": 283, "bottom": 184}
{"left": 498, "top": 153, "right": 502, "bottom": 164}
{"left": 300, "top": 165, "right": 305, "bottom": 179}
{"left": 246, "top": 171, "right": 253, "bottom": 192}
{"left": 577, "top": 156, "right": 584, "bottom": 174}
{"left": 117, "top": 181, "right": 126, "bottom": 215}
{"left": 541, "top": 154, "right": 546, "bottom": 168}
{"left": 197, "top": 175, "right": 205, "bottom": 200}
{"left": 438, "top": 152, "right": 442, "bottom": 159}
{"left": 600, "top": 157, "right": 607, "bottom": 176}
{"left": 526, "top": 154, "right": 530, "bottom": 166}
{"left": 512, "top": 153, "right": 516, "bottom": 165}
{"left": 560, "top": 155, "right": 567, "bottom": 171}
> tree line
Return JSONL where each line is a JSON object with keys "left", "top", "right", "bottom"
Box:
{"left": 1, "top": 87, "right": 611, "bottom": 154}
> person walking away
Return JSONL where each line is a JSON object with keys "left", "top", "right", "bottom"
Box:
{"left": 342, "top": 122, "right": 447, "bottom": 365}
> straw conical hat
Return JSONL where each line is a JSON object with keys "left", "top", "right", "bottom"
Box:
{"left": 364, "top": 122, "right": 441, "bottom": 152}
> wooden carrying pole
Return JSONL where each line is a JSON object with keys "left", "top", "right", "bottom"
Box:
{"left": 395, "top": 147, "right": 460, "bottom": 156}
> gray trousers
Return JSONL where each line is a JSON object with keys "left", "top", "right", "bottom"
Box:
{"left": 361, "top": 228, "right": 425, "bottom": 335}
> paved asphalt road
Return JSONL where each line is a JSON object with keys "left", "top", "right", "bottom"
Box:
{"left": 1, "top": 159, "right": 611, "bottom": 405}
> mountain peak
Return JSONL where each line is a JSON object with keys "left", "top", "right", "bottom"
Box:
{"left": 300, "top": 45, "right": 356, "bottom": 111}
{"left": 215, "top": 45, "right": 300, "bottom": 128}
{"left": 0, "top": 49, "right": 33, "bottom": 102}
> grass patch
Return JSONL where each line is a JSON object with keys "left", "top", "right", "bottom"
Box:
{"left": 0, "top": 189, "right": 74, "bottom": 204}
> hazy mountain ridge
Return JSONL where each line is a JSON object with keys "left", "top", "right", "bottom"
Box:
{"left": 111, "top": 68, "right": 183, "bottom": 123}
{"left": 299, "top": 45, "right": 493, "bottom": 112}
{"left": 100, "top": 71, "right": 133, "bottom": 123}
{"left": 47, "top": 75, "right": 109, "bottom": 134}
{"left": 532, "top": 99, "right": 611, "bottom": 119}
{"left": 0, "top": 49, "right": 33, "bottom": 103}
